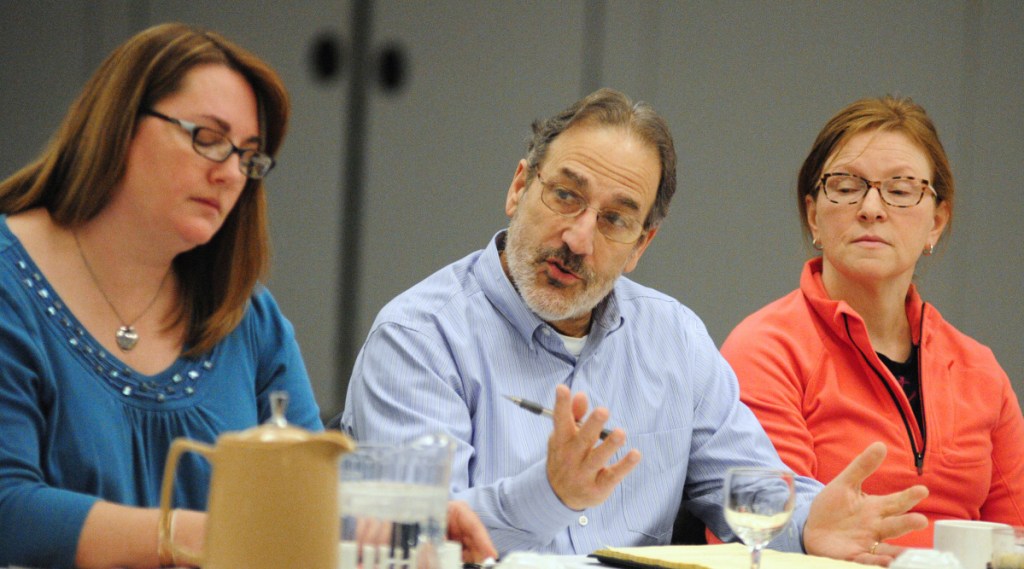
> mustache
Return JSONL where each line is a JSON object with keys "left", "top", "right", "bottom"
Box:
{"left": 535, "top": 244, "right": 589, "bottom": 279}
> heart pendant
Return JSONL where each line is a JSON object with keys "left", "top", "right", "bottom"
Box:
{"left": 116, "top": 326, "right": 139, "bottom": 351}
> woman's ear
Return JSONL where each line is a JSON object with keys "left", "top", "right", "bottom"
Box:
{"left": 929, "top": 198, "right": 951, "bottom": 244}
{"left": 805, "top": 193, "right": 820, "bottom": 238}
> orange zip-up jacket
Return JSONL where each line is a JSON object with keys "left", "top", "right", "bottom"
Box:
{"left": 722, "top": 258, "right": 1024, "bottom": 547}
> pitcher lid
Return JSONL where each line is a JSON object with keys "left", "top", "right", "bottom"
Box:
{"left": 230, "top": 391, "right": 314, "bottom": 443}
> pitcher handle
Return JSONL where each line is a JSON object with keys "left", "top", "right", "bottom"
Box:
{"left": 158, "top": 438, "right": 213, "bottom": 566}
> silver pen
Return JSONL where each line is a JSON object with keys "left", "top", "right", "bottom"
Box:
{"left": 503, "top": 394, "right": 612, "bottom": 440}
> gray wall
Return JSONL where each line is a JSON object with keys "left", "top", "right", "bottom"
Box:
{"left": 1, "top": 1, "right": 1021, "bottom": 420}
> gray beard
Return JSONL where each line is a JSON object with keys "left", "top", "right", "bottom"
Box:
{"left": 504, "top": 218, "right": 616, "bottom": 323}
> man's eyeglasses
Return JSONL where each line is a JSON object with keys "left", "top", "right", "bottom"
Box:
{"left": 820, "top": 172, "right": 937, "bottom": 208}
{"left": 144, "top": 109, "right": 275, "bottom": 180}
{"left": 535, "top": 171, "right": 645, "bottom": 244}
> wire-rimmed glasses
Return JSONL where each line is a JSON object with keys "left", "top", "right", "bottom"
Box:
{"left": 723, "top": 468, "right": 796, "bottom": 569}
{"left": 144, "top": 109, "right": 275, "bottom": 179}
{"left": 535, "top": 171, "right": 645, "bottom": 244}
{"left": 820, "top": 173, "right": 936, "bottom": 208}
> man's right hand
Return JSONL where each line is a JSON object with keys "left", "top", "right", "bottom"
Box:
{"left": 447, "top": 501, "right": 497, "bottom": 562}
{"left": 545, "top": 384, "right": 641, "bottom": 510}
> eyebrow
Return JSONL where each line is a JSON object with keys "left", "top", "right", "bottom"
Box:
{"left": 554, "top": 167, "right": 643, "bottom": 213}
{"left": 199, "top": 114, "right": 262, "bottom": 145}
{"left": 827, "top": 168, "right": 925, "bottom": 180}
{"left": 556, "top": 167, "right": 589, "bottom": 189}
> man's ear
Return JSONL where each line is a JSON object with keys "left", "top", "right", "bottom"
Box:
{"left": 624, "top": 226, "right": 659, "bottom": 273}
{"left": 506, "top": 159, "right": 530, "bottom": 218}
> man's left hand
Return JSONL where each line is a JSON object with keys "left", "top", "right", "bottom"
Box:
{"left": 802, "top": 441, "right": 928, "bottom": 566}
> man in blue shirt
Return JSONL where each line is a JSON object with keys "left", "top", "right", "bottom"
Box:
{"left": 340, "top": 88, "right": 926, "bottom": 563}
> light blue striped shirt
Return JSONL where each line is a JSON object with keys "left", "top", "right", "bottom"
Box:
{"left": 341, "top": 231, "right": 821, "bottom": 555}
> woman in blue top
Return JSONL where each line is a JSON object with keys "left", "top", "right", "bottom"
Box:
{"left": 0, "top": 24, "right": 497, "bottom": 569}
{"left": 0, "top": 23, "right": 321, "bottom": 568}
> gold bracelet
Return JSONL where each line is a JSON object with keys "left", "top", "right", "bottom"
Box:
{"left": 157, "top": 508, "right": 176, "bottom": 567}
{"left": 169, "top": 510, "right": 181, "bottom": 567}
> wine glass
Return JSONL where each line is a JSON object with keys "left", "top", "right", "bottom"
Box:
{"left": 723, "top": 468, "right": 796, "bottom": 569}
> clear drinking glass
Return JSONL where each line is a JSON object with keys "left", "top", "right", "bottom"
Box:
{"left": 723, "top": 468, "right": 796, "bottom": 569}
{"left": 992, "top": 526, "right": 1024, "bottom": 569}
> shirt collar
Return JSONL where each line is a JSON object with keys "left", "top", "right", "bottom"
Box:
{"left": 801, "top": 256, "right": 926, "bottom": 344}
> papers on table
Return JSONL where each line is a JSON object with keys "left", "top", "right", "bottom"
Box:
{"left": 591, "top": 544, "right": 865, "bottom": 569}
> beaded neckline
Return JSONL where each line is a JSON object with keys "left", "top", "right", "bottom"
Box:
{"left": 11, "top": 252, "right": 215, "bottom": 405}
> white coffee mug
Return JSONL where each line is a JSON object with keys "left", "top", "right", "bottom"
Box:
{"left": 934, "top": 520, "right": 1012, "bottom": 569}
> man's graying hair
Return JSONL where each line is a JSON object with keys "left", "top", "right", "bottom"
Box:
{"left": 524, "top": 88, "right": 677, "bottom": 230}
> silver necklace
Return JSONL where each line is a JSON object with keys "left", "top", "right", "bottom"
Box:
{"left": 73, "top": 231, "right": 171, "bottom": 352}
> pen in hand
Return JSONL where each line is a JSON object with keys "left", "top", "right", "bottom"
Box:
{"left": 503, "top": 394, "right": 613, "bottom": 440}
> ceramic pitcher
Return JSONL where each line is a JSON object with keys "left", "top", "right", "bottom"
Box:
{"left": 159, "top": 391, "right": 355, "bottom": 569}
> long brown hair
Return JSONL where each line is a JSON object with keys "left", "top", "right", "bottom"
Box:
{"left": 797, "top": 96, "right": 954, "bottom": 244}
{"left": 0, "top": 23, "right": 290, "bottom": 356}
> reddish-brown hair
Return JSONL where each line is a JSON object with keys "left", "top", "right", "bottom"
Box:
{"left": 797, "top": 96, "right": 954, "bottom": 243}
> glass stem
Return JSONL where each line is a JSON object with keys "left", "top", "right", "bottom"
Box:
{"left": 750, "top": 545, "right": 763, "bottom": 569}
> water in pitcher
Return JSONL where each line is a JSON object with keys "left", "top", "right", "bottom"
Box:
{"left": 340, "top": 480, "right": 448, "bottom": 541}
{"left": 338, "top": 435, "right": 454, "bottom": 569}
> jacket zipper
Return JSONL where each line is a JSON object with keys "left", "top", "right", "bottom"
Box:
{"left": 914, "top": 305, "right": 928, "bottom": 473}
{"left": 843, "top": 305, "right": 928, "bottom": 475}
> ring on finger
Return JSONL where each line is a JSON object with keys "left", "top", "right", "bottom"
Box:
{"left": 870, "top": 540, "right": 880, "bottom": 555}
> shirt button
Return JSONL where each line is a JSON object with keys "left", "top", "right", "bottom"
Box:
{"left": 578, "top": 515, "right": 589, "bottom": 526}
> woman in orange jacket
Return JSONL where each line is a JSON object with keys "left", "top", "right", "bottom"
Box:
{"left": 722, "top": 96, "right": 1024, "bottom": 549}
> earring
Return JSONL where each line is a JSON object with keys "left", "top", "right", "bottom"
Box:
{"left": 812, "top": 237, "right": 823, "bottom": 251}
{"left": 924, "top": 242, "right": 935, "bottom": 256}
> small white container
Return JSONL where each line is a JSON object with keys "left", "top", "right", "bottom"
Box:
{"left": 890, "top": 548, "right": 964, "bottom": 569}
{"left": 440, "top": 541, "right": 463, "bottom": 569}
